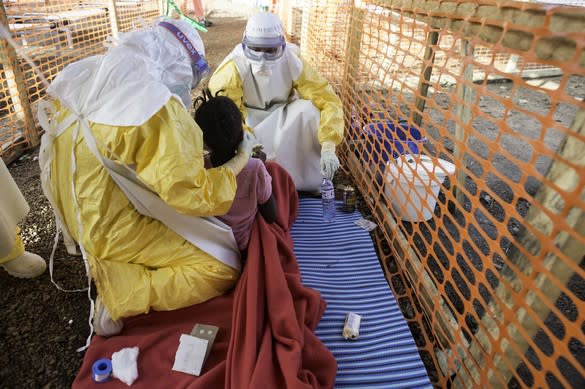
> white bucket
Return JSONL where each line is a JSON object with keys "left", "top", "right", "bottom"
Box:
{"left": 385, "top": 154, "right": 456, "bottom": 222}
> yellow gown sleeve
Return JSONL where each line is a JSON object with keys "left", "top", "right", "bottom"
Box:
{"left": 208, "top": 60, "right": 254, "bottom": 133}
{"left": 93, "top": 98, "right": 237, "bottom": 216}
{"left": 294, "top": 58, "right": 345, "bottom": 146}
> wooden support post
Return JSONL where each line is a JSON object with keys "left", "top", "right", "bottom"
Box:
{"left": 0, "top": 3, "right": 38, "bottom": 150}
{"left": 338, "top": 1, "right": 364, "bottom": 158}
{"left": 299, "top": 1, "right": 309, "bottom": 59}
{"left": 342, "top": 2, "right": 364, "bottom": 92}
{"left": 413, "top": 30, "right": 439, "bottom": 127}
{"left": 454, "top": 39, "right": 473, "bottom": 203}
{"left": 107, "top": 0, "right": 120, "bottom": 39}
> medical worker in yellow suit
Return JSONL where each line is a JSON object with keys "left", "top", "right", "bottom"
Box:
{"left": 0, "top": 159, "right": 46, "bottom": 278}
{"left": 39, "top": 18, "right": 254, "bottom": 337}
{"left": 208, "top": 12, "right": 344, "bottom": 192}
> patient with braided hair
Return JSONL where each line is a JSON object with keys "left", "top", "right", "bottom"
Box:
{"left": 194, "top": 89, "right": 277, "bottom": 252}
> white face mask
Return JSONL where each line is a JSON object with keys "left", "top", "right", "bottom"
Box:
{"left": 250, "top": 59, "right": 274, "bottom": 77}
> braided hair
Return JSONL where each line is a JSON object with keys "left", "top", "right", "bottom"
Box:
{"left": 194, "top": 89, "right": 244, "bottom": 167}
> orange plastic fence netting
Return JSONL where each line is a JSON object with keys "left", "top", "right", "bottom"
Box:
{"left": 1, "top": 0, "right": 584, "bottom": 388}
{"left": 0, "top": 0, "right": 162, "bottom": 160}
{"left": 279, "top": 0, "right": 585, "bottom": 388}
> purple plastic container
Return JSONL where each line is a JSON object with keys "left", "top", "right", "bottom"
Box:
{"left": 362, "top": 120, "right": 426, "bottom": 164}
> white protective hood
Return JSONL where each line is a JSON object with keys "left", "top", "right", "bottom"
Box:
{"left": 47, "top": 19, "right": 204, "bottom": 126}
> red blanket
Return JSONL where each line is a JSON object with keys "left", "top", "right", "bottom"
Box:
{"left": 72, "top": 162, "right": 337, "bottom": 389}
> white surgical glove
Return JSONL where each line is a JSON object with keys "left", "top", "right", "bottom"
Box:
{"left": 223, "top": 131, "right": 257, "bottom": 175}
{"left": 238, "top": 131, "right": 257, "bottom": 157}
{"left": 320, "top": 141, "right": 340, "bottom": 180}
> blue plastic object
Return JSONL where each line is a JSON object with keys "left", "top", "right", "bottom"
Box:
{"left": 362, "top": 120, "right": 425, "bottom": 164}
{"left": 91, "top": 358, "right": 112, "bottom": 383}
{"left": 350, "top": 104, "right": 389, "bottom": 138}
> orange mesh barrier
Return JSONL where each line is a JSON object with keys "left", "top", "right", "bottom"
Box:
{"left": 0, "top": 0, "right": 161, "bottom": 161}
{"left": 1, "top": 1, "right": 584, "bottom": 387}
{"left": 284, "top": 1, "right": 585, "bottom": 388}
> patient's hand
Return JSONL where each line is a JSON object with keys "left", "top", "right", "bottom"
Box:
{"left": 251, "top": 145, "right": 266, "bottom": 162}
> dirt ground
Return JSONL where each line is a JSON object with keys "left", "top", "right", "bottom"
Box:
{"left": 0, "top": 16, "right": 249, "bottom": 389}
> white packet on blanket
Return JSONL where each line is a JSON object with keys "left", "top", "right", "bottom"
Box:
{"left": 354, "top": 218, "right": 377, "bottom": 231}
{"left": 172, "top": 334, "right": 208, "bottom": 376}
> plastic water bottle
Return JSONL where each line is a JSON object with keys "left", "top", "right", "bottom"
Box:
{"left": 321, "top": 177, "right": 336, "bottom": 222}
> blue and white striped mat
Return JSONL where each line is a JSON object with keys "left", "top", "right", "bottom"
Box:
{"left": 292, "top": 198, "right": 432, "bottom": 389}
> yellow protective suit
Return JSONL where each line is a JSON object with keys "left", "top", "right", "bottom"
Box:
{"left": 47, "top": 99, "right": 240, "bottom": 320}
{"left": 209, "top": 55, "right": 344, "bottom": 146}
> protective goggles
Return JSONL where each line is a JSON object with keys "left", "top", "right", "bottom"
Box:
{"left": 159, "top": 21, "right": 209, "bottom": 85}
{"left": 242, "top": 35, "right": 286, "bottom": 62}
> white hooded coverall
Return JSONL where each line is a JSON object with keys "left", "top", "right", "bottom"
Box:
{"left": 209, "top": 43, "right": 344, "bottom": 191}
